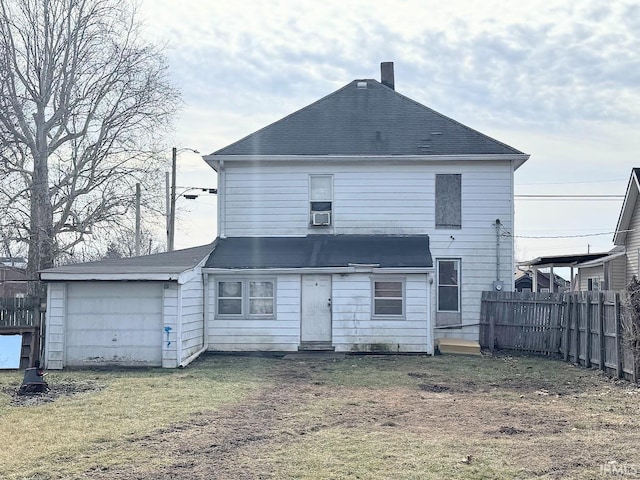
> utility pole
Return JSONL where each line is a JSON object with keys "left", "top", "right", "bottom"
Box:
{"left": 135, "top": 183, "right": 141, "bottom": 256}
{"left": 165, "top": 172, "right": 170, "bottom": 250}
{"left": 168, "top": 147, "right": 177, "bottom": 252}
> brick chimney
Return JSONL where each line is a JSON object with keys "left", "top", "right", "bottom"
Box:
{"left": 381, "top": 62, "right": 395, "bottom": 90}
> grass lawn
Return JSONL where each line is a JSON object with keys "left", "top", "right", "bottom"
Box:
{"left": 1, "top": 353, "right": 639, "bottom": 479}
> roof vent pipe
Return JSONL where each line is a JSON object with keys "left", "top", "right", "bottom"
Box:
{"left": 381, "top": 62, "right": 395, "bottom": 90}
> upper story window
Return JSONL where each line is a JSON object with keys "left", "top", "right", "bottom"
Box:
{"left": 435, "top": 174, "right": 461, "bottom": 229}
{"left": 309, "top": 175, "right": 333, "bottom": 226}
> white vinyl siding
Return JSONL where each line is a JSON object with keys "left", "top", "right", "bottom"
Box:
{"left": 332, "top": 274, "right": 431, "bottom": 353}
{"left": 208, "top": 275, "right": 299, "bottom": 351}
{"left": 220, "top": 159, "right": 515, "bottom": 342}
{"left": 579, "top": 266, "right": 604, "bottom": 292}
{"left": 44, "top": 283, "right": 66, "bottom": 370}
{"left": 625, "top": 204, "right": 640, "bottom": 283}
{"left": 610, "top": 256, "right": 627, "bottom": 291}
{"left": 180, "top": 274, "right": 205, "bottom": 362}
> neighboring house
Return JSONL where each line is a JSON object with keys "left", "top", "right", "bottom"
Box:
{"left": 40, "top": 63, "right": 529, "bottom": 368}
{"left": 514, "top": 268, "right": 568, "bottom": 292}
{"left": 0, "top": 258, "right": 29, "bottom": 298}
{"left": 521, "top": 168, "right": 640, "bottom": 293}
{"left": 573, "top": 246, "right": 626, "bottom": 291}
{"left": 611, "top": 168, "right": 640, "bottom": 285}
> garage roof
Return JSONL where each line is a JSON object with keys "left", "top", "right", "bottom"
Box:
{"left": 205, "top": 235, "right": 433, "bottom": 269}
{"left": 40, "top": 243, "right": 215, "bottom": 281}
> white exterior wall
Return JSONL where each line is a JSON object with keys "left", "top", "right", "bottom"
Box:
{"left": 611, "top": 256, "right": 627, "bottom": 291}
{"left": 207, "top": 274, "right": 301, "bottom": 351}
{"left": 207, "top": 273, "right": 432, "bottom": 352}
{"left": 179, "top": 273, "right": 205, "bottom": 363}
{"left": 578, "top": 266, "right": 605, "bottom": 291}
{"left": 162, "top": 283, "right": 179, "bottom": 368}
{"left": 220, "top": 159, "right": 515, "bottom": 341}
{"left": 44, "top": 283, "right": 66, "bottom": 370}
{"left": 332, "top": 273, "right": 432, "bottom": 353}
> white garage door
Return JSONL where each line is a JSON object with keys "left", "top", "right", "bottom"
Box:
{"left": 66, "top": 282, "right": 163, "bottom": 366}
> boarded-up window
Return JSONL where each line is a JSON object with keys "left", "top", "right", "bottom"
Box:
{"left": 373, "top": 280, "right": 404, "bottom": 317}
{"left": 437, "top": 259, "right": 460, "bottom": 312}
{"left": 435, "top": 174, "right": 461, "bottom": 229}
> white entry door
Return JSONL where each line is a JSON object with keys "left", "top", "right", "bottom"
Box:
{"left": 301, "top": 275, "right": 332, "bottom": 342}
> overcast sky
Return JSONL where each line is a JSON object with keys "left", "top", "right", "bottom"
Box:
{"left": 138, "top": 0, "right": 640, "bottom": 262}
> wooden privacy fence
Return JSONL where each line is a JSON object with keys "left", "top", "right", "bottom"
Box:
{"left": 480, "top": 291, "right": 638, "bottom": 382}
{"left": 0, "top": 296, "right": 44, "bottom": 368}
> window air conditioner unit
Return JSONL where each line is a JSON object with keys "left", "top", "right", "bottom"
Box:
{"left": 311, "top": 212, "right": 331, "bottom": 226}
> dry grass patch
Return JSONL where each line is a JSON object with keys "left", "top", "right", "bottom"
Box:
{"left": 0, "top": 360, "right": 264, "bottom": 479}
{"left": 2, "top": 353, "right": 640, "bottom": 479}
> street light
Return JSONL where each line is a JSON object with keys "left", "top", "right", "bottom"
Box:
{"left": 167, "top": 147, "right": 199, "bottom": 252}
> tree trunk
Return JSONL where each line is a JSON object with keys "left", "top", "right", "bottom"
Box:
{"left": 27, "top": 114, "right": 54, "bottom": 295}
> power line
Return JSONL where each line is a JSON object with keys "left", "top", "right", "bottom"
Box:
{"left": 506, "top": 229, "right": 633, "bottom": 239}
{"left": 515, "top": 194, "right": 623, "bottom": 199}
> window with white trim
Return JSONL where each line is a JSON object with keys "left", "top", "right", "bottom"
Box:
{"left": 309, "top": 174, "right": 333, "bottom": 226}
{"left": 372, "top": 279, "right": 404, "bottom": 317}
{"left": 216, "top": 279, "right": 275, "bottom": 317}
{"left": 437, "top": 259, "right": 460, "bottom": 312}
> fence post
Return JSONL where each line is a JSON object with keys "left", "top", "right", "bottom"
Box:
{"left": 488, "top": 292, "right": 496, "bottom": 351}
{"left": 585, "top": 293, "right": 592, "bottom": 368}
{"left": 615, "top": 292, "right": 623, "bottom": 379}
{"left": 563, "top": 294, "right": 571, "bottom": 362}
{"left": 598, "top": 292, "right": 605, "bottom": 371}
{"left": 572, "top": 294, "right": 580, "bottom": 364}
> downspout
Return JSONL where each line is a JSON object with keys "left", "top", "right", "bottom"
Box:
{"left": 219, "top": 160, "right": 226, "bottom": 238}
{"left": 493, "top": 219, "right": 504, "bottom": 291}
{"left": 495, "top": 219, "right": 501, "bottom": 282}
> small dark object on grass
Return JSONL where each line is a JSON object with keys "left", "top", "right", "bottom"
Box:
{"left": 18, "top": 361, "right": 49, "bottom": 395}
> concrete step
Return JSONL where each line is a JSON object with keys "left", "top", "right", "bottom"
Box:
{"left": 298, "top": 341, "right": 335, "bottom": 352}
{"left": 436, "top": 338, "right": 481, "bottom": 356}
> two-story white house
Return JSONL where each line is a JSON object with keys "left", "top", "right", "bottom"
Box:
{"left": 40, "top": 63, "right": 529, "bottom": 368}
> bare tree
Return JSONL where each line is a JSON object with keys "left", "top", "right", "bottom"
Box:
{"left": 0, "top": 0, "right": 180, "bottom": 291}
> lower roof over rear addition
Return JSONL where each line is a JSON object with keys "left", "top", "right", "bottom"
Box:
{"left": 205, "top": 235, "right": 433, "bottom": 270}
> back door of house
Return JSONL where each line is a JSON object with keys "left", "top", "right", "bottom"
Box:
{"left": 301, "top": 274, "right": 332, "bottom": 343}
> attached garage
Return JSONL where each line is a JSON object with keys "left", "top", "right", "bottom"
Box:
{"left": 41, "top": 244, "right": 214, "bottom": 369}
{"left": 65, "top": 282, "right": 163, "bottom": 366}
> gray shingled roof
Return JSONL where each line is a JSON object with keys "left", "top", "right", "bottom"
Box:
{"left": 212, "top": 80, "right": 524, "bottom": 157}
{"left": 41, "top": 243, "right": 215, "bottom": 277}
{"left": 205, "top": 235, "right": 432, "bottom": 269}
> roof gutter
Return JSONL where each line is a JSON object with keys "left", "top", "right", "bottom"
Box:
{"left": 203, "top": 266, "right": 433, "bottom": 275}
{"left": 39, "top": 273, "right": 181, "bottom": 282}
{"left": 204, "top": 153, "right": 530, "bottom": 169}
